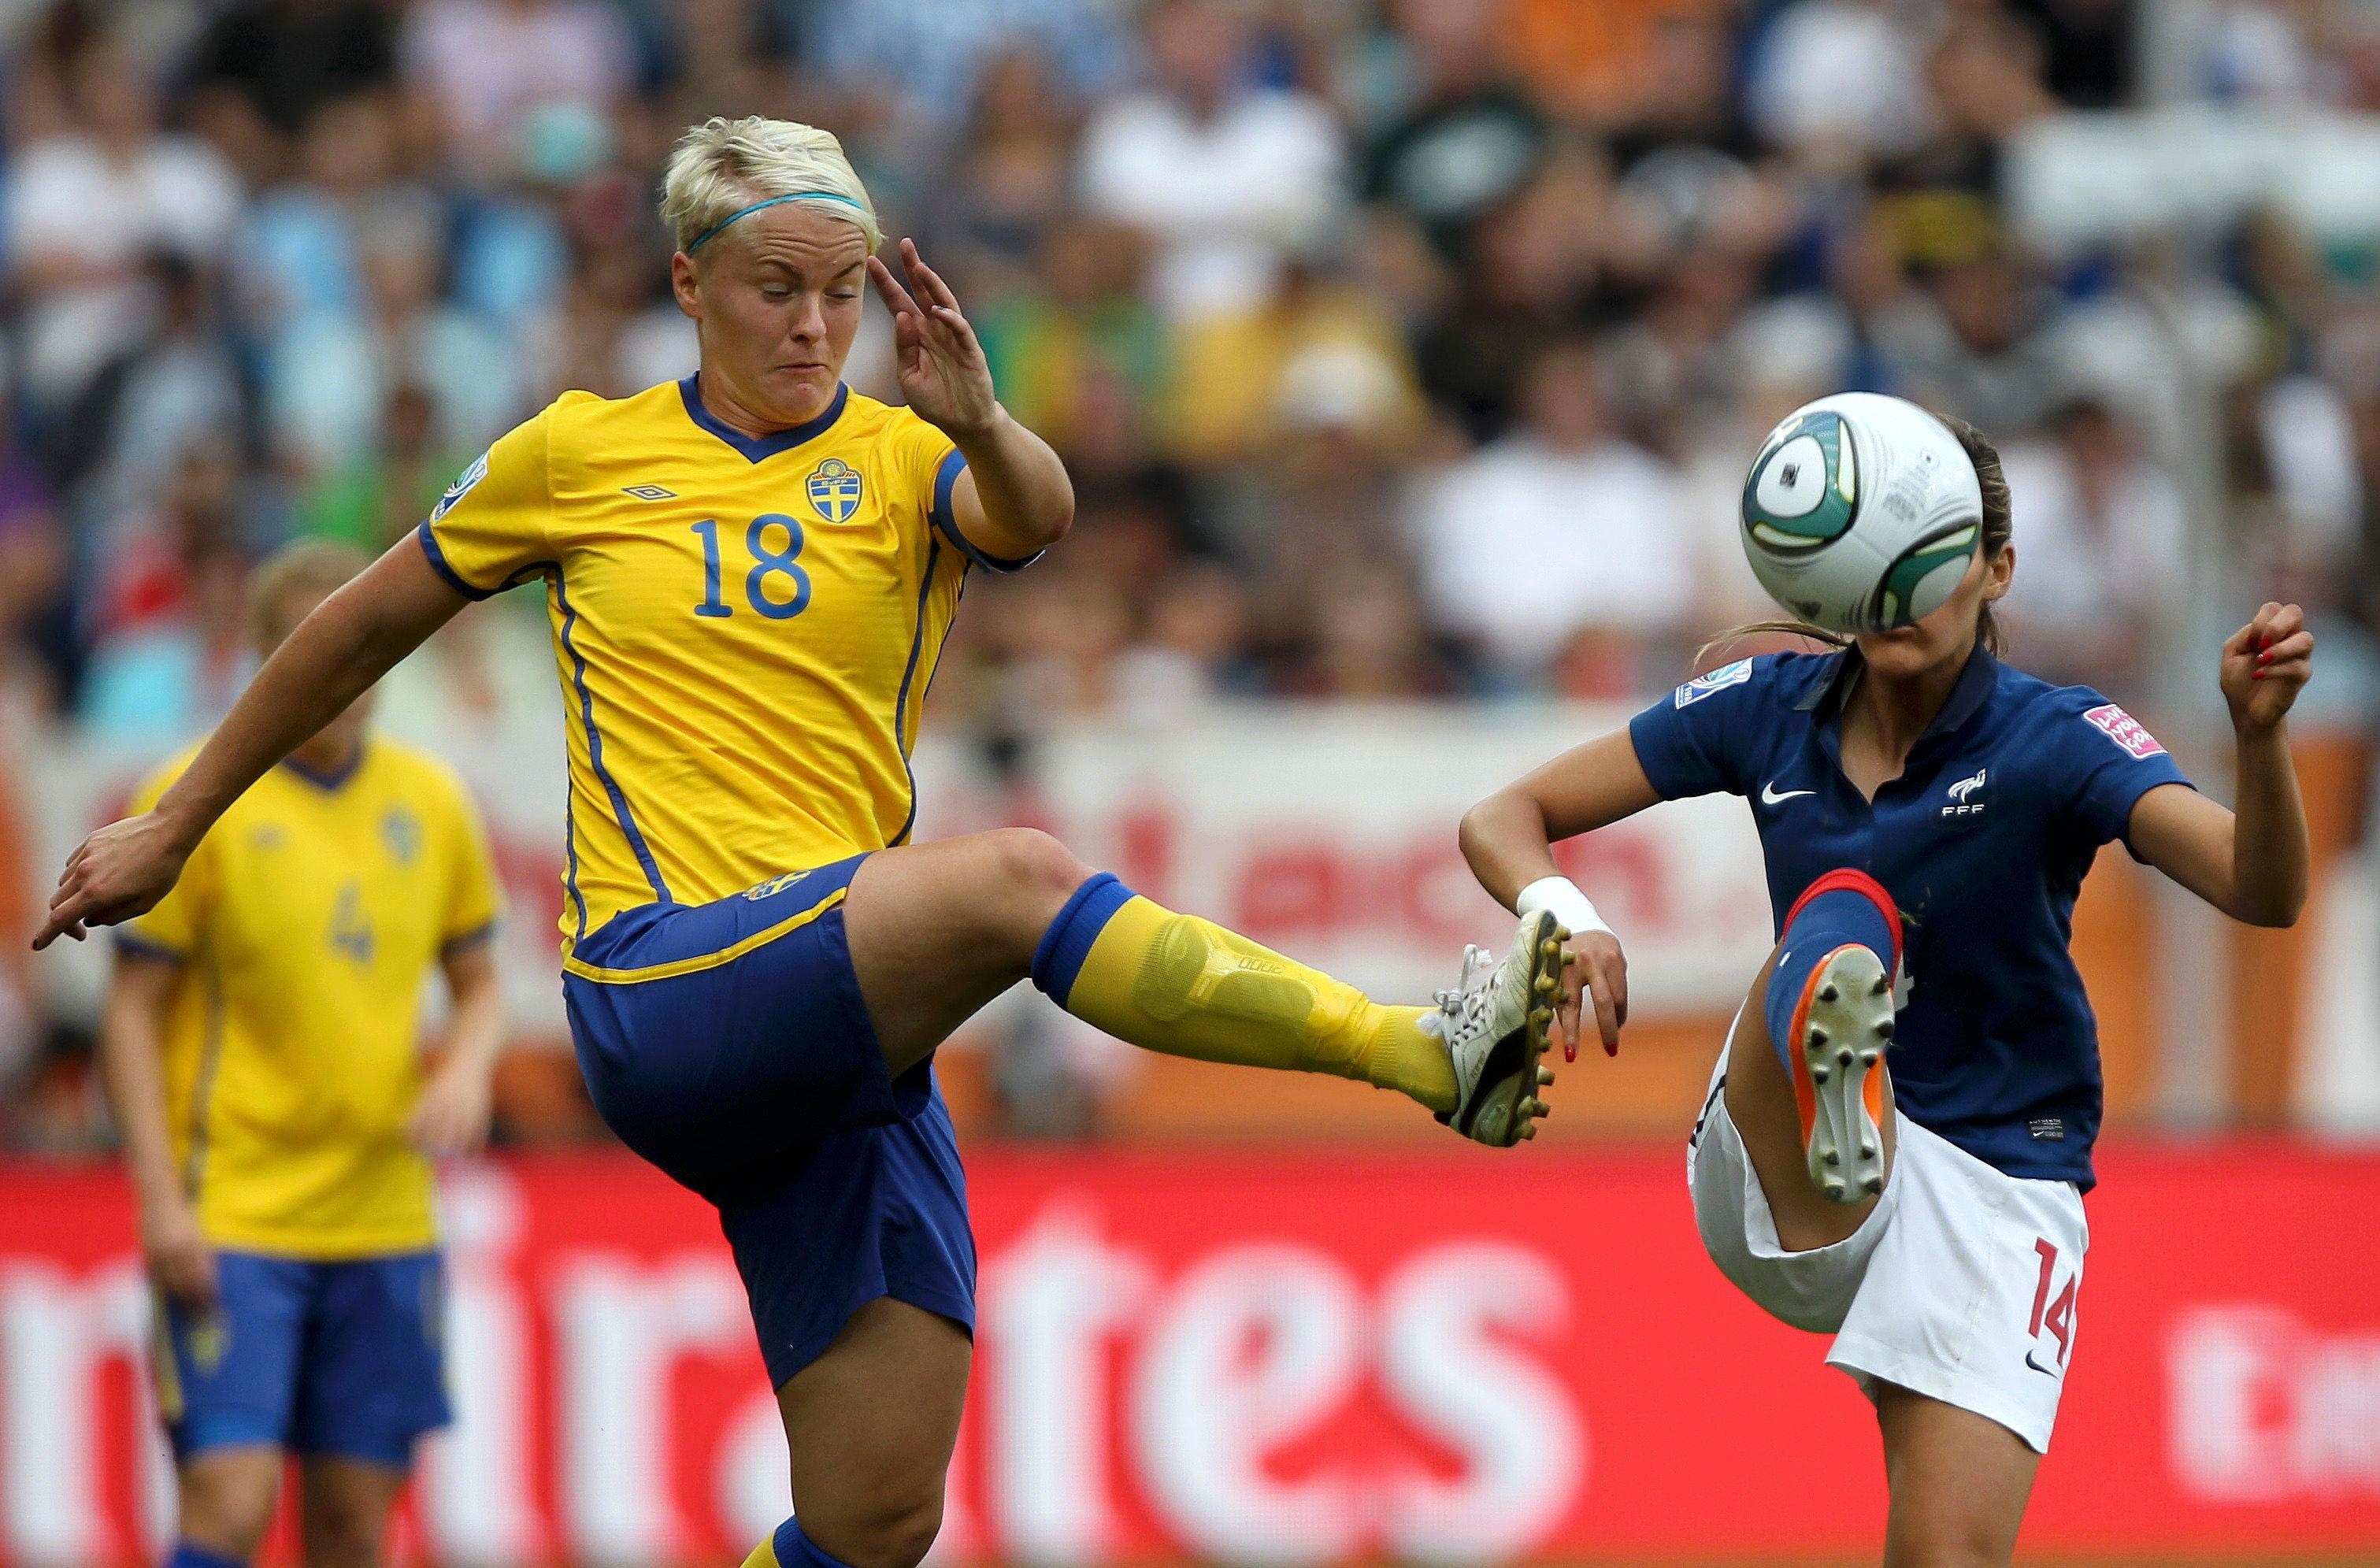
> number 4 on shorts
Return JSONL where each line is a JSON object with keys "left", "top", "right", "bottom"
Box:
{"left": 2030, "top": 1237, "right": 2076, "bottom": 1367}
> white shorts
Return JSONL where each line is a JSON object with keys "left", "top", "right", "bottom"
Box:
{"left": 1686, "top": 1024, "right": 2090, "bottom": 1453}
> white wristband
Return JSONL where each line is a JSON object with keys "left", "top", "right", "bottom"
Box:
{"left": 1515, "top": 876, "right": 1612, "bottom": 941}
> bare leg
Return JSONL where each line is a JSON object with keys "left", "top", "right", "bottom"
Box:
{"left": 297, "top": 1455, "right": 407, "bottom": 1568}
{"left": 840, "top": 829, "right": 1085, "bottom": 1077}
{"left": 773, "top": 1298, "right": 972, "bottom": 1568}
{"left": 176, "top": 1445, "right": 284, "bottom": 1563}
{"left": 1877, "top": 1384, "right": 2040, "bottom": 1567}
{"left": 840, "top": 829, "right": 1465, "bottom": 1121}
{"left": 1722, "top": 945, "right": 1898, "bottom": 1253}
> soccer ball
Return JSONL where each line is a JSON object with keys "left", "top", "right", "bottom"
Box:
{"left": 1737, "top": 391, "right": 1985, "bottom": 636}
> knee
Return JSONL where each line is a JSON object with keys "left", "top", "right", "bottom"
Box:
{"left": 179, "top": 1462, "right": 280, "bottom": 1561}
{"left": 981, "top": 828, "right": 1093, "bottom": 921}
{"left": 804, "top": 1492, "right": 944, "bottom": 1568}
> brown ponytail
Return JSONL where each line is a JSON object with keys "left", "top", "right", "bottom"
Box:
{"left": 1698, "top": 408, "right": 2014, "bottom": 669}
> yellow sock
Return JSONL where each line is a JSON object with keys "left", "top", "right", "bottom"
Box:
{"left": 1036, "top": 877, "right": 1454, "bottom": 1113}
{"left": 740, "top": 1539, "right": 780, "bottom": 1568}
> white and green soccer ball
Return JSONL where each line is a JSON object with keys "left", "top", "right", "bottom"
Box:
{"left": 1738, "top": 391, "right": 1985, "bottom": 636}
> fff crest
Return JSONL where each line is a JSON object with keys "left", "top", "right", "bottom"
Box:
{"left": 806, "top": 458, "right": 863, "bottom": 523}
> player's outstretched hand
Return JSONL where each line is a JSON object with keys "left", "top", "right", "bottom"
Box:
{"left": 410, "top": 1057, "right": 494, "bottom": 1158}
{"left": 32, "top": 811, "right": 192, "bottom": 950}
{"left": 142, "top": 1195, "right": 218, "bottom": 1311}
{"left": 1558, "top": 929, "right": 1628, "bottom": 1062}
{"left": 868, "top": 238, "right": 998, "bottom": 439}
{"left": 2221, "top": 601, "right": 2314, "bottom": 733}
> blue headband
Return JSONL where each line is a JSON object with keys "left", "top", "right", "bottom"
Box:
{"left": 685, "top": 191, "right": 869, "bottom": 254}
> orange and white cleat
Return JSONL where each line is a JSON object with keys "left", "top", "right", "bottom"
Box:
{"left": 1786, "top": 942, "right": 1894, "bottom": 1202}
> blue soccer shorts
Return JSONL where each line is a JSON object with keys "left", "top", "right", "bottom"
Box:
{"left": 154, "top": 1250, "right": 450, "bottom": 1466}
{"left": 562, "top": 852, "right": 976, "bottom": 1388}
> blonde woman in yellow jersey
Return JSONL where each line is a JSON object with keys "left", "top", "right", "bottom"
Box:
{"left": 40, "top": 117, "right": 1570, "bottom": 1568}
{"left": 97, "top": 543, "right": 506, "bottom": 1568}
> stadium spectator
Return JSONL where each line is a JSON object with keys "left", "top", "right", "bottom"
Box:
{"left": 6, "top": 36, "right": 242, "bottom": 413}
{"left": 399, "top": 0, "right": 635, "bottom": 178}
{"left": 1998, "top": 395, "right": 2189, "bottom": 688}
{"left": 1078, "top": 0, "right": 1346, "bottom": 323}
{"left": 1407, "top": 337, "right": 1695, "bottom": 688}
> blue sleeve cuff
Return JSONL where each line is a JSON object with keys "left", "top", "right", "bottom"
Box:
{"left": 929, "top": 448, "right": 1041, "bottom": 573}
{"left": 439, "top": 919, "right": 499, "bottom": 958}
{"left": 114, "top": 931, "right": 187, "bottom": 964}
{"left": 415, "top": 521, "right": 501, "bottom": 601}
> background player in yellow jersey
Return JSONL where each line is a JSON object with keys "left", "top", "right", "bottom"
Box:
{"left": 95, "top": 543, "right": 506, "bottom": 1568}
{"left": 41, "top": 118, "right": 1566, "bottom": 1568}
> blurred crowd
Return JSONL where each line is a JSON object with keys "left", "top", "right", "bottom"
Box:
{"left": 7, "top": 0, "right": 2380, "bottom": 1144}
{"left": 0, "top": 0, "right": 2377, "bottom": 743}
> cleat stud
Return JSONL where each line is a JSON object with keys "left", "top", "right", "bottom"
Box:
{"left": 1529, "top": 1006, "right": 1554, "bottom": 1029}
{"left": 1871, "top": 974, "right": 1890, "bottom": 995}
{"left": 1520, "top": 1122, "right": 1537, "bottom": 1142}
{"left": 1807, "top": 1027, "right": 1829, "bottom": 1048}
{"left": 1862, "top": 1175, "right": 1885, "bottom": 1195}
{"left": 1837, "top": 1047, "right": 1854, "bottom": 1066}
{"left": 1537, "top": 1066, "right": 1555, "bottom": 1085}
{"left": 1823, "top": 1149, "right": 1841, "bottom": 1166}
{"left": 1812, "top": 1066, "right": 1830, "bottom": 1084}
{"left": 1875, "top": 1019, "right": 1894, "bottom": 1040}
{"left": 1822, "top": 1179, "right": 1847, "bottom": 1199}
{"left": 1818, "top": 984, "right": 1838, "bottom": 1003}
{"left": 1541, "top": 938, "right": 1563, "bottom": 959}
{"left": 1860, "top": 1140, "right": 1877, "bottom": 1158}
{"left": 1860, "top": 1050, "right": 1880, "bottom": 1066}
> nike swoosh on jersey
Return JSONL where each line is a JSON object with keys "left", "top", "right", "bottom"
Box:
{"left": 2024, "top": 1349, "right": 2059, "bottom": 1377}
{"left": 1760, "top": 781, "right": 1815, "bottom": 806}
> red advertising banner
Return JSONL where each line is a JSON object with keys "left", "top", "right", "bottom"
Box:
{"left": 1, "top": 1144, "right": 2374, "bottom": 1564}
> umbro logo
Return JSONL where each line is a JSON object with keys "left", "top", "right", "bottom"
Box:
{"left": 1941, "top": 767, "right": 1987, "bottom": 817}
{"left": 621, "top": 484, "right": 677, "bottom": 501}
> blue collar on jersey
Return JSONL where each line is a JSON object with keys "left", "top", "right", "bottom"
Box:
{"left": 1795, "top": 642, "right": 2001, "bottom": 743}
{"left": 684, "top": 191, "right": 868, "bottom": 254}
{"left": 281, "top": 739, "right": 367, "bottom": 791}
{"left": 677, "top": 373, "right": 848, "bottom": 463}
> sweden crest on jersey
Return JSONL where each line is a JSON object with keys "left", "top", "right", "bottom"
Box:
{"left": 806, "top": 458, "right": 863, "bottom": 523}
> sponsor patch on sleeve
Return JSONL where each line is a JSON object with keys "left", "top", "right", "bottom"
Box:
{"left": 2082, "top": 702, "right": 2165, "bottom": 759}
{"left": 1674, "top": 658, "right": 1754, "bottom": 709}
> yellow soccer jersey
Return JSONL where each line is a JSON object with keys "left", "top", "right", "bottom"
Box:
{"left": 121, "top": 739, "right": 502, "bottom": 1257}
{"left": 417, "top": 377, "right": 1027, "bottom": 955}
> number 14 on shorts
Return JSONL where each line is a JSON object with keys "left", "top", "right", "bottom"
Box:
{"left": 2028, "top": 1237, "right": 2078, "bottom": 1374}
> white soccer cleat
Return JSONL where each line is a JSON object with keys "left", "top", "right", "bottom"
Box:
{"left": 1426, "top": 909, "right": 1565, "bottom": 1147}
{"left": 1789, "top": 943, "right": 1894, "bottom": 1203}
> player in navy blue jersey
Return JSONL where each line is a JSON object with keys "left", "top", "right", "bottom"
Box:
{"left": 1459, "top": 406, "right": 2313, "bottom": 1563}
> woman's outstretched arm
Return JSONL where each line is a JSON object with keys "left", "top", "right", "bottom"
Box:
{"left": 2129, "top": 601, "right": 2313, "bottom": 928}
{"left": 1460, "top": 728, "right": 1664, "bottom": 1059}
{"left": 35, "top": 540, "right": 468, "bottom": 947}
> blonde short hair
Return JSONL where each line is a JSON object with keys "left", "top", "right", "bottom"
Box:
{"left": 660, "top": 116, "right": 884, "bottom": 257}
{"left": 249, "top": 538, "right": 371, "bottom": 654}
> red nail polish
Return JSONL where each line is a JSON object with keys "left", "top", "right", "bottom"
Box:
{"left": 2252, "top": 670, "right": 2266, "bottom": 680}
